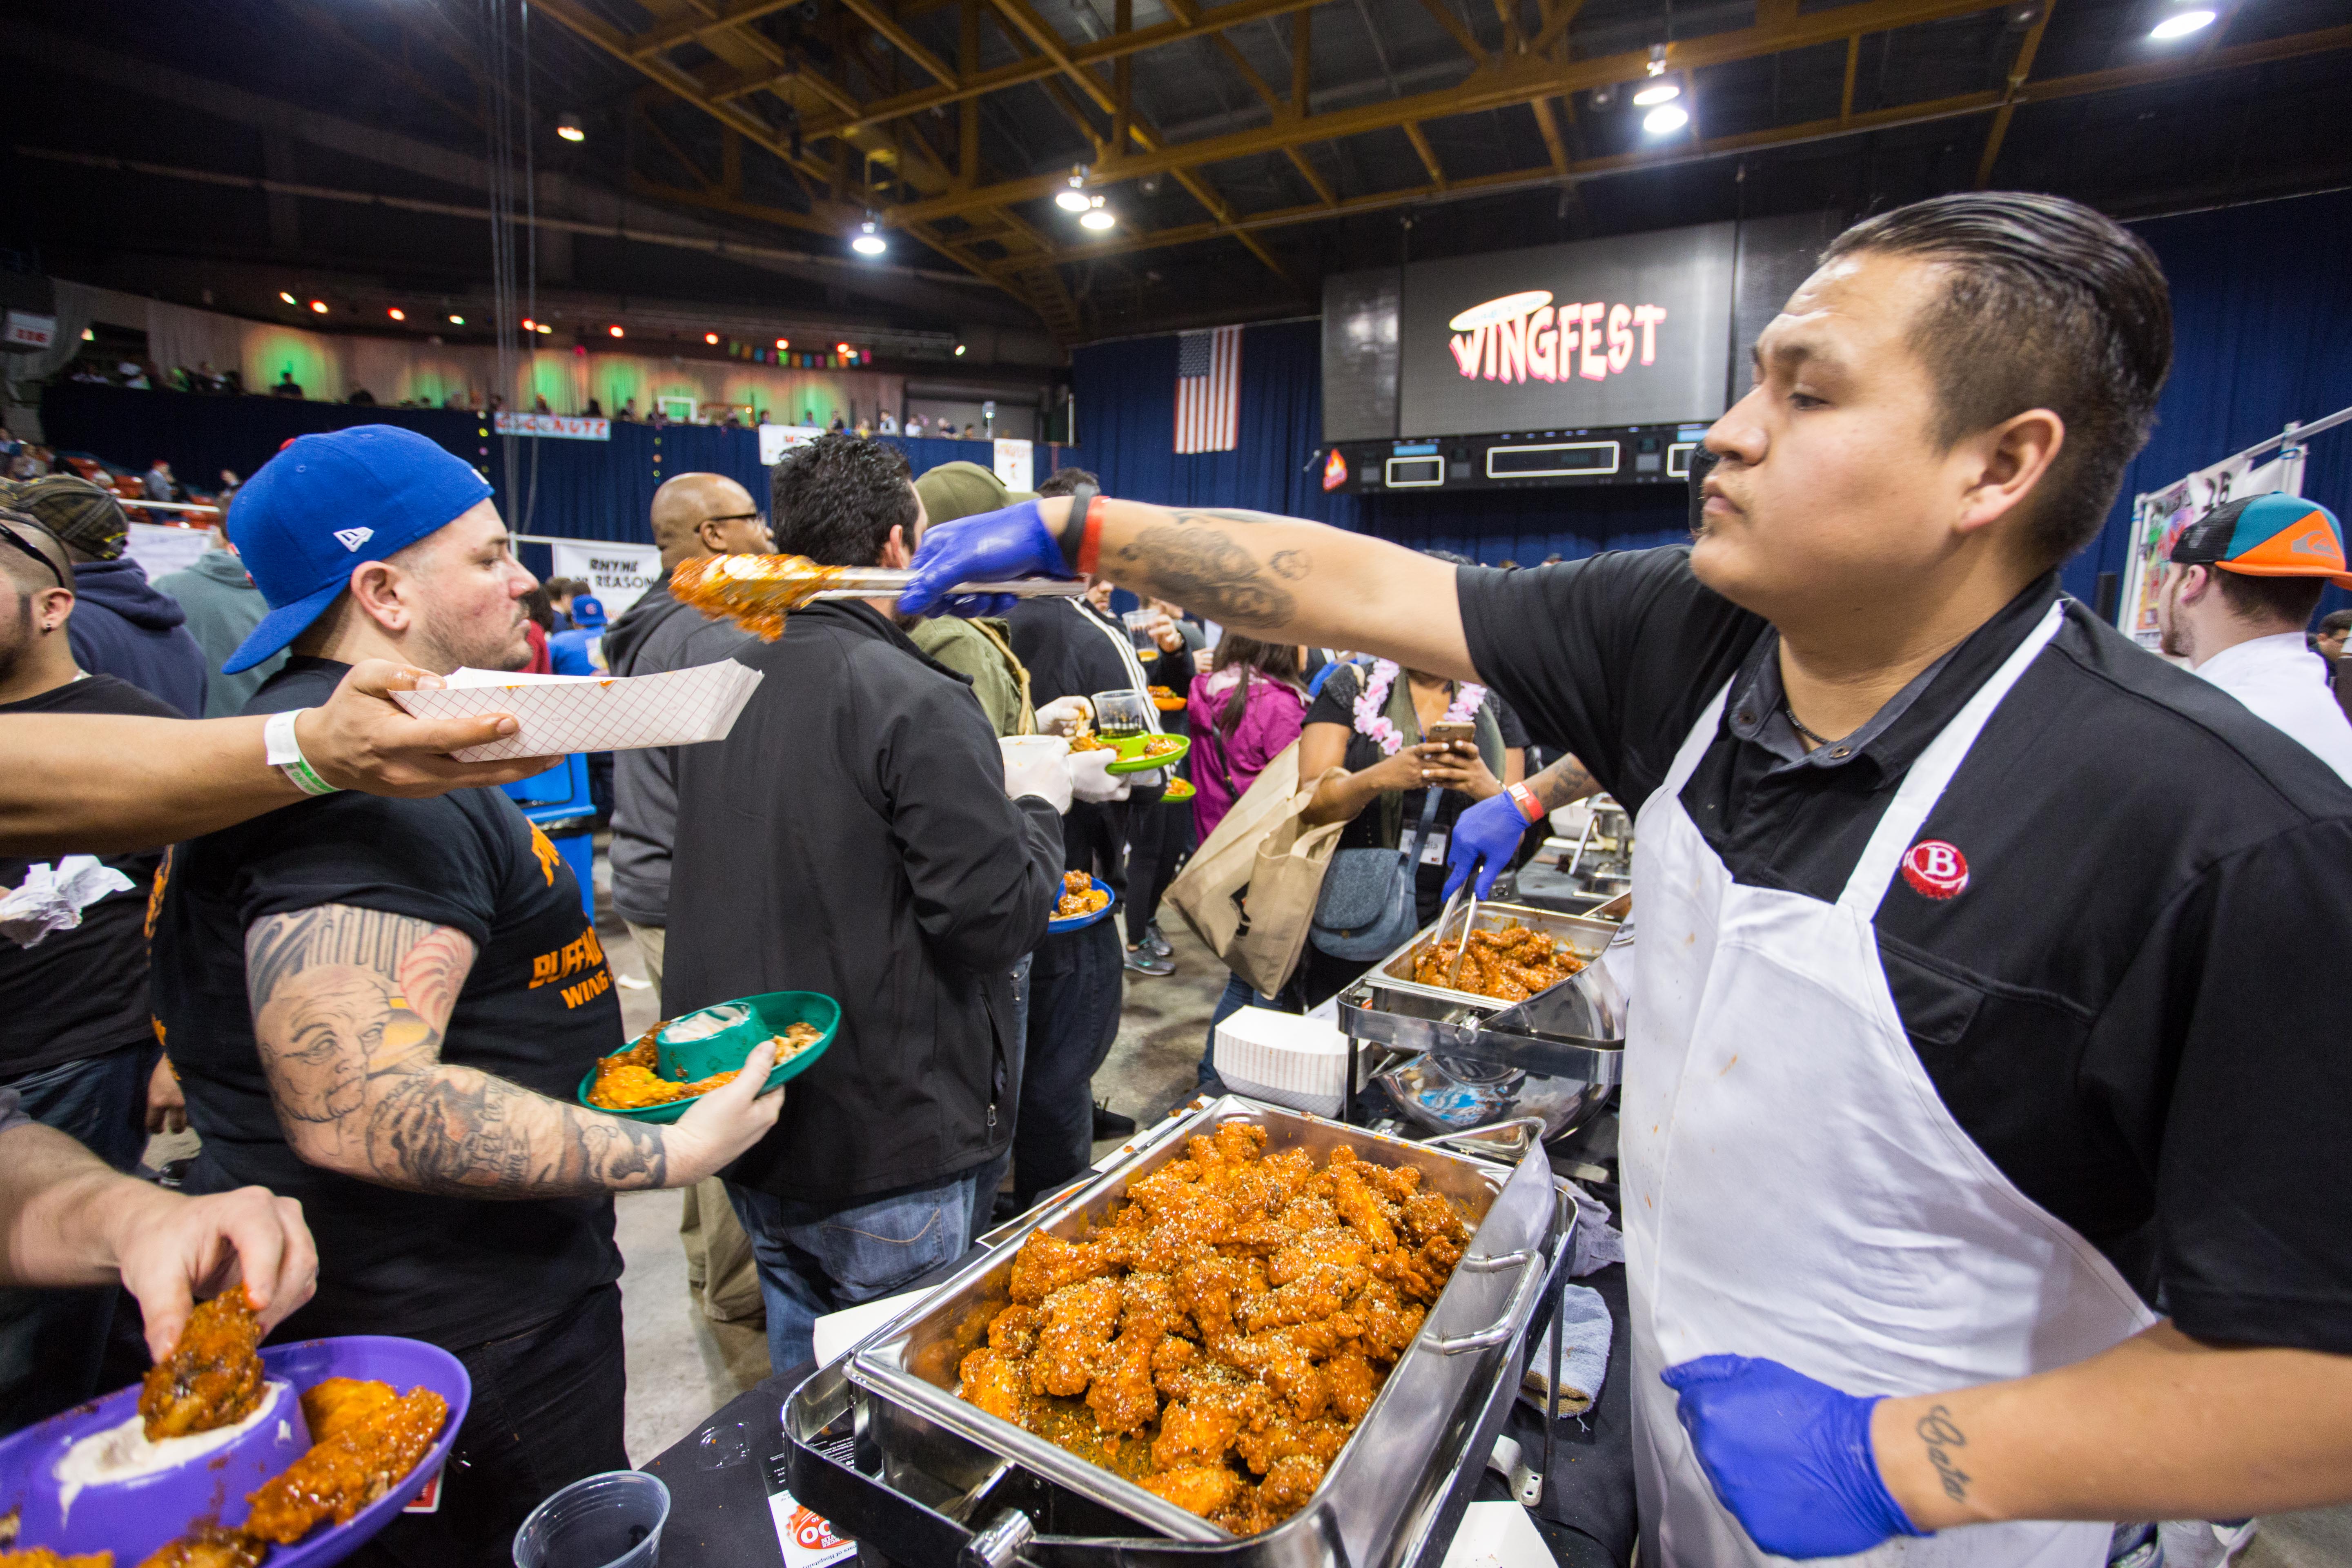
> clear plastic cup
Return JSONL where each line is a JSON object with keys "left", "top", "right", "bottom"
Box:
{"left": 513, "top": 1470, "right": 671, "bottom": 1568}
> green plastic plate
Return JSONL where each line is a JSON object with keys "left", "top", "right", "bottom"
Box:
{"left": 1106, "top": 735, "right": 1189, "bottom": 774}
{"left": 577, "top": 989, "right": 840, "bottom": 1124}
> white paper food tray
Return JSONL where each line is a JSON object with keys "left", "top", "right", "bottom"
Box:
{"left": 390, "top": 662, "right": 764, "bottom": 762}
{"left": 1213, "top": 1005, "right": 1348, "bottom": 1116}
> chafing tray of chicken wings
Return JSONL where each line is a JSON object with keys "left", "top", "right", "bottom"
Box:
{"left": 1337, "top": 904, "right": 1628, "bottom": 1142}
{"left": 801, "top": 1096, "right": 1564, "bottom": 1568}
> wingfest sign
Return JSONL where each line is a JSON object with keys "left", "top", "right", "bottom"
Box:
{"left": 1445, "top": 290, "right": 1670, "bottom": 385}
{"left": 1390, "top": 221, "right": 1737, "bottom": 437}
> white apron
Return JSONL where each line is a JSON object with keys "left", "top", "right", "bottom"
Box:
{"left": 1621, "top": 603, "right": 2157, "bottom": 1568}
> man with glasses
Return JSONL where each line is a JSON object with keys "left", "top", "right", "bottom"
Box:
{"left": 603, "top": 473, "right": 775, "bottom": 1325}
{"left": 0, "top": 509, "right": 198, "bottom": 1428}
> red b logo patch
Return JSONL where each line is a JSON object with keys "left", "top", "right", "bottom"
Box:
{"left": 1901, "top": 840, "right": 1969, "bottom": 900}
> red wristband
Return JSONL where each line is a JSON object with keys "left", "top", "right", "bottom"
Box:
{"left": 1073, "top": 496, "right": 1106, "bottom": 577}
{"left": 1508, "top": 782, "right": 1546, "bottom": 824}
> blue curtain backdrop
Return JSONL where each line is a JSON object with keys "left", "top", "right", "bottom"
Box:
{"left": 2076, "top": 187, "right": 2352, "bottom": 617}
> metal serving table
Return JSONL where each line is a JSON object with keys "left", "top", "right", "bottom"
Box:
{"left": 1336, "top": 904, "right": 1628, "bottom": 1145}
{"left": 781, "top": 1096, "right": 1579, "bottom": 1568}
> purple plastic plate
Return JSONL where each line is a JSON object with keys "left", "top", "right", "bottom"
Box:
{"left": 0, "top": 1335, "right": 470, "bottom": 1568}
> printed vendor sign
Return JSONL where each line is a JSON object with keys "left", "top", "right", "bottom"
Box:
{"left": 494, "top": 412, "right": 611, "bottom": 441}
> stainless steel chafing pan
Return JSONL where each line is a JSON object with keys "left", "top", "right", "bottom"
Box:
{"left": 1338, "top": 903, "right": 1627, "bottom": 1140}
{"left": 817, "top": 1095, "right": 1566, "bottom": 1568}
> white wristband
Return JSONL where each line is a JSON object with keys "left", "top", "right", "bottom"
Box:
{"left": 263, "top": 708, "right": 342, "bottom": 797}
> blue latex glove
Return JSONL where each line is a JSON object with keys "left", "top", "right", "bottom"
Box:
{"left": 1441, "top": 788, "right": 1536, "bottom": 901}
{"left": 1660, "top": 1355, "right": 1927, "bottom": 1559}
{"left": 898, "top": 499, "right": 1071, "bottom": 617}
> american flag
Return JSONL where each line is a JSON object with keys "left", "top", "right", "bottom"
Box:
{"left": 1174, "top": 325, "right": 1243, "bottom": 454}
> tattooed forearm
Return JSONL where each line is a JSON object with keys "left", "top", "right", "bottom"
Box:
{"left": 246, "top": 903, "right": 670, "bottom": 1198}
{"left": 363, "top": 1066, "right": 668, "bottom": 1196}
{"left": 1915, "top": 1405, "right": 1972, "bottom": 1503}
{"left": 1528, "top": 755, "right": 1602, "bottom": 812}
{"left": 1113, "top": 517, "right": 1299, "bottom": 630}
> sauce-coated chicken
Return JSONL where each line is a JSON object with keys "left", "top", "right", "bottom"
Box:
{"left": 138, "top": 1289, "right": 265, "bottom": 1442}
{"left": 955, "top": 1126, "right": 1471, "bottom": 1535}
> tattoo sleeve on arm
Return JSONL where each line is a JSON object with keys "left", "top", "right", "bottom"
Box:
{"left": 1114, "top": 510, "right": 1302, "bottom": 631}
{"left": 1528, "top": 755, "right": 1603, "bottom": 812}
{"left": 245, "top": 904, "right": 666, "bottom": 1197}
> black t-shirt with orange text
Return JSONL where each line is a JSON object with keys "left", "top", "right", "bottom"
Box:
{"left": 149, "top": 657, "right": 624, "bottom": 1350}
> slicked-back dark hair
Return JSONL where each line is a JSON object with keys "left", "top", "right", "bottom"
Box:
{"left": 771, "top": 432, "right": 918, "bottom": 567}
{"left": 1822, "top": 192, "right": 2172, "bottom": 566}
{"left": 1035, "top": 466, "right": 1100, "bottom": 497}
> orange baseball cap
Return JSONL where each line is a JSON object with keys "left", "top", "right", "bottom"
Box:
{"left": 2170, "top": 492, "right": 2352, "bottom": 589}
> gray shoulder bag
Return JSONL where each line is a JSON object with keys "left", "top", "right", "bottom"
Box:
{"left": 1309, "top": 786, "right": 1440, "bottom": 961}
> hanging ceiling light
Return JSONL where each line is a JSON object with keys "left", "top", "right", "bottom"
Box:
{"left": 1056, "top": 166, "right": 1092, "bottom": 212}
{"left": 2149, "top": 8, "right": 2213, "bottom": 36}
{"left": 1633, "top": 80, "right": 1680, "bottom": 106}
{"left": 852, "top": 217, "right": 888, "bottom": 256}
{"left": 1646, "top": 43, "right": 1668, "bottom": 76}
{"left": 1643, "top": 103, "right": 1690, "bottom": 134}
{"left": 556, "top": 112, "right": 586, "bottom": 143}
{"left": 1080, "top": 208, "right": 1116, "bottom": 231}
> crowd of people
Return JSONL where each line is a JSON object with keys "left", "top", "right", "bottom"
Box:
{"left": 8, "top": 189, "right": 2352, "bottom": 1568}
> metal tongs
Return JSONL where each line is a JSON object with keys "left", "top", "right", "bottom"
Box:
{"left": 1432, "top": 882, "right": 1483, "bottom": 990}
{"left": 801, "top": 570, "right": 1086, "bottom": 603}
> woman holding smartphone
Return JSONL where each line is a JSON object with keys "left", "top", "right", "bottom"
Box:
{"left": 1295, "top": 649, "right": 1527, "bottom": 1004}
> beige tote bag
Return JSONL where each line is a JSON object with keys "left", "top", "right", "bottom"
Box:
{"left": 1167, "top": 742, "right": 1345, "bottom": 997}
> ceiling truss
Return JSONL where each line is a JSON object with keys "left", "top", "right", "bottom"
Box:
{"left": 526, "top": 0, "right": 2350, "bottom": 341}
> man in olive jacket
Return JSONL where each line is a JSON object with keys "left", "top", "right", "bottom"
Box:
{"left": 665, "top": 436, "right": 1063, "bottom": 1371}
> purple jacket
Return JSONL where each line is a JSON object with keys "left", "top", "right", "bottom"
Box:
{"left": 1187, "top": 668, "right": 1308, "bottom": 842}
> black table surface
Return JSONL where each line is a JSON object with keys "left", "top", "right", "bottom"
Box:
{"left": 642, "top": 1264, "right": 1635, "bottom": 1568}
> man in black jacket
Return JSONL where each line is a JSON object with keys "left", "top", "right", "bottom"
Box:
{"left": 666, "top": 435, "right": 1063, "bottom": 1371}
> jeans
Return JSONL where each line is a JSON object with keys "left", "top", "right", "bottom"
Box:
{"left": 348, "top": 1284, "right": 629, "bottom": 1568}
{"left": 726, "top": 1174, "right": 981, "bottom": 1373}
{"left": 0, "top": 1042, "right": 159, "bottom": 1434}
{"left": 1013, "top": 919, "right": 1124, "bottom": 1210}
{"left": 964, "top": 952, "right": 1033, "bottom": 1246}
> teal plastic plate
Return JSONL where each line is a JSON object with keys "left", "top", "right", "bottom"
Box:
{"left": 578, "top": 990, "right": 840, "bottom": 1124}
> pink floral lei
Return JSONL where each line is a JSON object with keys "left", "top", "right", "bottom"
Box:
{"left": 1352, "top": 659, "right": 1487, "bottom": 755}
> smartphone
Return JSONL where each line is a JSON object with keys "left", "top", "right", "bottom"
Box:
{"left": 1426, "top": 720, "right": 1476, "bottom": 747}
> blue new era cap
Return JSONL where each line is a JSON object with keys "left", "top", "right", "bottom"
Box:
{"left": 223, "top": 425, "right": 494, "bottom": 673}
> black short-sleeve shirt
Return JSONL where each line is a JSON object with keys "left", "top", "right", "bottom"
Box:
{"left": 1458, "top": 547, "right": 2352, "bottom": 1354}
{"left": 150, "top": 657, "right": 624, "bottom": 1350}
{"left": 0, "top": 675, "right": 182, "bottom": 1076}
{"left": 1303, "top": 664, "right": 1532, "bottom": 859}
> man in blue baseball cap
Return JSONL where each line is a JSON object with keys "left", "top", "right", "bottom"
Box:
{"left": 152, "top": 426, "right": 786, "bottom": 1566}
{"left": 2156, "top": 490, "right": 2352, "bottom": 784}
